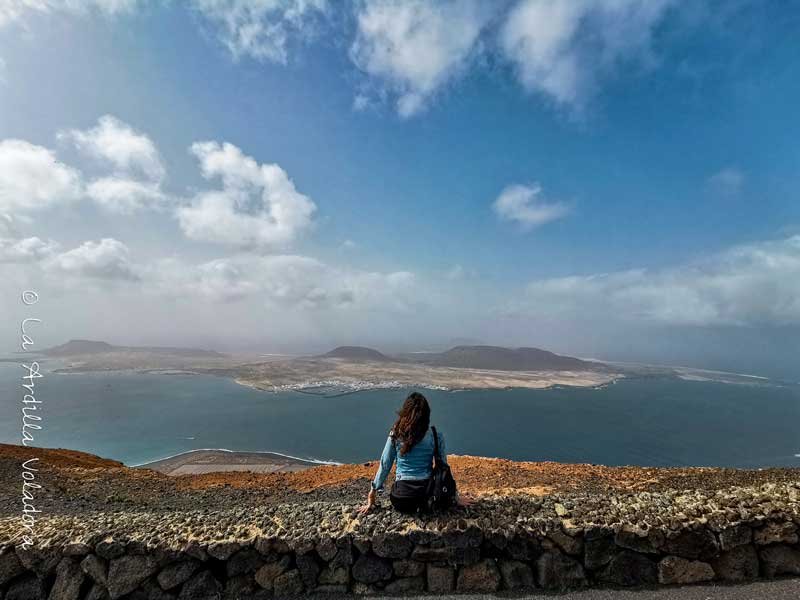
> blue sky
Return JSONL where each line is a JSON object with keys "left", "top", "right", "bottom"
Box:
{"left": 1, "top": 1, "right": 799, "bottom": 377}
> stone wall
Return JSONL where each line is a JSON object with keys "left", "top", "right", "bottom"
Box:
{"left": 2, "top": 517, "right": 800, "bottom": 599}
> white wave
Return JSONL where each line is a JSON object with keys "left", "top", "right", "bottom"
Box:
{"left": 129, "top": 447, "right": 341, "bottom": 468}
{"left": 273, "top": 379, "right": 449, "bottom": 393}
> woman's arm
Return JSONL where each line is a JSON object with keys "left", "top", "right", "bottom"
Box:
{"left": 372, "top": 435, "right": 397, "bottom": 490}
{"left": 360, "top": 435, "right": 396, "bottom": 514}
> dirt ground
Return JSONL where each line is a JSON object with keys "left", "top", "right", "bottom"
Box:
{"left": 177, "top": 453, "right": 800, "bottom": 496}
{"left": 3, "top": 444, "right": 796, "bottom": 504}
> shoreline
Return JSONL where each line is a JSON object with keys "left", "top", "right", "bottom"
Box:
{"left": 49, "top": 365, "right": 630, "bottom": 393}
{"left": 47, "top": 365, "right": 784, "bottom": 393}
{"left": 40, "top": 367, "right": 620, "bottom": 398}
{"left": 6, "top": 351, "right": 776, "bottom": 380}
{"left": 1, "top": 354, "right": 789, "bottom": 390}
{"left": 52, "top": 367, "right": 622, "bottom": 393}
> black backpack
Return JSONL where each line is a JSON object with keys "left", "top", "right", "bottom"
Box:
{"left": 427, "top": 426, "right": 457, "bottom": 510}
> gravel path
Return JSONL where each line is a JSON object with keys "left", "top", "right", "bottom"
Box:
{"left": 422, "top": 578, "right": 800, "bottom": 599}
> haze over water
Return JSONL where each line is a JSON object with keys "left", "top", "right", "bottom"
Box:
{"left": 3, "top": 363, "right": 798, "bottom": 469}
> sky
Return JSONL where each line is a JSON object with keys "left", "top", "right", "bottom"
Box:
{"left": 0, "top": 0, "right": 799, "bottom": 378}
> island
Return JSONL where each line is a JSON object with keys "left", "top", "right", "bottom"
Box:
{"left": 32, "top": 340, "right": 620, "bottom": 393}
{"left": 21, "top": 340, "right": 768, "bottom": 395}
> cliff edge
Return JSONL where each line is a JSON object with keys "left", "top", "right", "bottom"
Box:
{"left": 1, "top": 445, "right": 798, "bottom": 597}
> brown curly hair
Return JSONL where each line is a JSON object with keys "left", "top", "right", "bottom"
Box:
{"left": 391, "top": 392, "right": 431, "bottom": 455}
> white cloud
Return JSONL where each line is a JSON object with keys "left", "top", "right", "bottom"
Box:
{"left": 60, "top": 115, "right": 169, "bottom": 213}
{"left": 86, "top": 177, "right": 167, "bottom": 213}
{"left": 48, "top": 238, "right": 140, "bottom": 281}
{"left": 446, "top": 264, "right": 465, "bottom": 280}
{"left": 2, "top": 1, "right": 684, "bottom": 119}
{"left": 0, "top": 116, "right": 169, "bottom": 216}
{"left": 177, "top": 141, "right": 316, "bottom": 249}
{"left": 0, "top": 235, "right": 60, "bottom": 263}
{"left": 0, "top": 117, "right": 169, "bottom": 216}
{"left": 149, "top": 255, "right": 268, "bottom": 303}
{"left": 350, "top": 0, "right": 493, "bottom": 117}
{"left": 60, "top": 115, "right": 165, "bottom": 181}
{"left": 0, "top": 213, "right": 14, "bottom": 236}
{"left": 352, "top": 93, "right": 372, "bottom": 112}
{"left": 10, "top": 226, "right": 417, "bottom": 310}
{"left": 0, "top": 0, "right": 140, "bottom": 27}
{"left": 445, "top": 264, "right": 474, "bottom": 281}
{"left": 0, "top": 1, "right": 30, "bottom": 27}
{"left": 0, "top": 211, "right": 59, "bottom": 263}
{"left": 149, "top": 253, "right": 418, "bottom": 312}
{"left": 707, "top": 167, "right": 744, "bottom": 196}
{"left": 190, "top": 0, "right": 329, "bottom": 64}
{"left": 0, "top": 139, "right": 83, "bottom": 212}
{"left": 499, "top": 0, "right": 676, "bottom": 109}
{"left": 492, "top": 183, "right": 570, "bottom": 230}
{"left": 341, "top": 268, "right": 417, "bottom": 312}
{"left": 63, "top": 0, "right": 142, "bottom": 16}
{"left": 521, "top": 235, "right": 800, "bottom": 326}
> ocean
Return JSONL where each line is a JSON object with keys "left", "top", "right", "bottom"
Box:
{"left": 2, "top": 361, "right": 798, "bottom": 468}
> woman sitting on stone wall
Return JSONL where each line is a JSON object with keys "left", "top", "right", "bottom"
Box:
{"left": 359, "top": 391, "right": 469, "bottom": 515}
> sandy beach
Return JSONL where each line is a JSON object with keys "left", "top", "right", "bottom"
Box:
{"left": 137, "top": 449, "right": 327, "bottom": 475}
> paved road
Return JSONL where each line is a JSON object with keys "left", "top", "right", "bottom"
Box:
{"left": 371, "top": 579, "right": 800, "bottom": 599}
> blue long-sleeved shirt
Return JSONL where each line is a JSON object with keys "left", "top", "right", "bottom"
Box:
{"left": 371, "top": 427, "right": 447, "bottom": 491}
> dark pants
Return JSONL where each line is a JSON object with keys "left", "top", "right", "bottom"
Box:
{"left": 390, "top": 478, "right": 430, "bottom": 514}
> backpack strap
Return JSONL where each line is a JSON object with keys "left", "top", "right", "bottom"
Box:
{"left": 431, "top": 426, "right": 441, "bottom": 465}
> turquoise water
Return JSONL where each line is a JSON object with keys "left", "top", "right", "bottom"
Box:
{"left": 2, "top": 362, "right": 799, "bottom": 468}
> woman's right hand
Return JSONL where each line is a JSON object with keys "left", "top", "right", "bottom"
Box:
{"left": 457, "top": 492, "right": 473, "bottom": 508}
{"left": 358, "top": 488, "right": 377, "bottom": 515}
